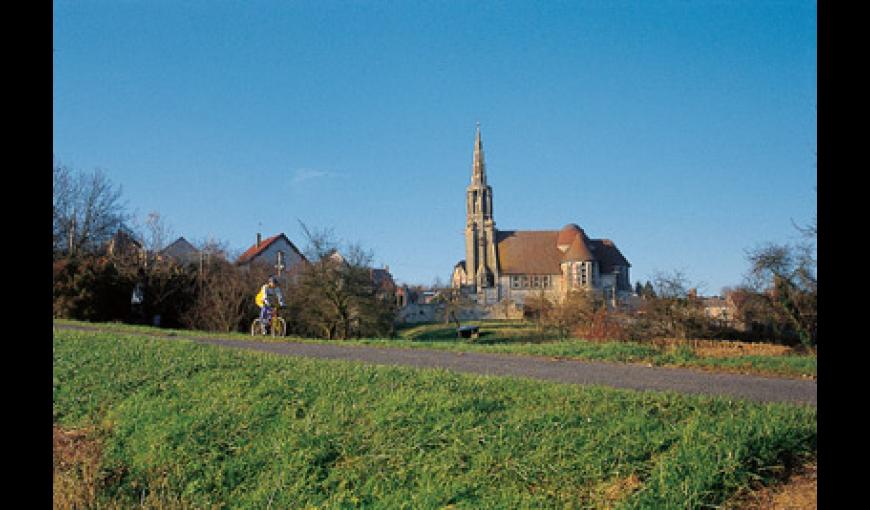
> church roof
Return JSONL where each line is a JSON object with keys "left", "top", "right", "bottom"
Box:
{"left": 556, "top": 223, "right": 584, "bottom": 249}
{"left": 564, "top": 234, "right": 595, "bottom": 262}
{"left": 496, "top": 229, "right": 629, "bottom": 275}
{"left": 589, "top": 239, "right": 631, "bottom": 272}
{"left": 496, "top": 231, "right": 564, "bottom": 274}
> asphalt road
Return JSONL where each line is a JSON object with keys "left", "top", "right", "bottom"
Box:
{"left": 55, "top": 323, "right": 817, "bottom": 406}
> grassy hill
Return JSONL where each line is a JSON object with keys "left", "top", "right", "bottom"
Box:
{"left": 54, "top": 328, "right": 816, "bottom": 508}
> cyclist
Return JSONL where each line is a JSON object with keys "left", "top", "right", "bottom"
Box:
{"left": 255, "top": 276, "right": 286, "bottom": 334}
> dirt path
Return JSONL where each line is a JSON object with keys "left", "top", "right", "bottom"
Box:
{"left": 54, "top": 322, "right": 816, "bottom": 406}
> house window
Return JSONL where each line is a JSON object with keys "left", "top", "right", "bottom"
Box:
{"left": 276, "top": 251, "right": 285, "bottom": 274}
{"left": 511, "top": 276, "right": 522, "bottom": 289}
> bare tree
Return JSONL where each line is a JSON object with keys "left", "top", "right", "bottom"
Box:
{"left": 183, "top": 257, "right": 264, "bottom": 332}
{"left": 288, "top": 223, "right": 395, "bottom": 339}
{"left": 632, "top": 270, "right": 710, "bottom": 340}
{"left": 744, "top": 242, "right": 817, "bottom": 346}
{"left": 431, "top": 285, "right": 475, "bottom": 328}
{"left": 53, "top": 163, "right": 129, "bottom": 256}
{"left": 546, "top": 290, "right": 597, "bottom": 339}
{"left": 138, "top": 211, "right": 175, "bottom": 255}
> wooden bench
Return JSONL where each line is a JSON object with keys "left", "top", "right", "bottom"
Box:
{"left": 456, "top": 325, "right": 480, "bottom": 339}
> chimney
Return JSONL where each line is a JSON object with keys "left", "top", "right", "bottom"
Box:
{"left": 256, "top": 233, "right": 262, "bottom": 248}
{"left": 385, "top": 265, "right": 390, "bottom": 274}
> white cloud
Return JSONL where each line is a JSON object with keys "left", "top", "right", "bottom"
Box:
{"left": 291, "top": 168, "right": 333, "bottom": 184}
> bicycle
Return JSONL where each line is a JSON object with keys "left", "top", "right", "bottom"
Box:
{"left": 251, "top": 304, "right": 286, "bottom": 337}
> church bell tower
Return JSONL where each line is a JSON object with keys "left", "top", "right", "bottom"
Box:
{"left": 465, "top": 123, "right": 498, "bottom": 296}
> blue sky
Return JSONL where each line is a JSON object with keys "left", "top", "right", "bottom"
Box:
{"left": 53, "top": 0, "right": 816, "bottom": 293}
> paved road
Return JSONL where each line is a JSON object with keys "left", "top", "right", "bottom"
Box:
{"left": 55, "top": 323, "right": 817, "bottom": 406}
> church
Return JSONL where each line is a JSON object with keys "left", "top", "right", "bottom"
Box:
{"left": 451, "top": 125, "right": 633, "bottom": 308}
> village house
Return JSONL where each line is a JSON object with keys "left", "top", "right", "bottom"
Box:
{"left": 105, "top": 228, "right": 146, "bottom": 264}
{"left": 326, "top": 250, "right": 398, "bottom": 299}
{"left": 159, "top": 236, "right": 200, "bottom": 265}
{"left": 236, "top": 233, "right": 307, "bottom": 280}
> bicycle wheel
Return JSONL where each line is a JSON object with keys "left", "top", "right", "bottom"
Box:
{"left": 251, "top": 318, "right": 265, "bottom": 336}
{"left": 272, "top": 317, "right": 286, "bottom": 337}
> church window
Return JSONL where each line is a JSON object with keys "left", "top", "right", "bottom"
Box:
{"left": 510, "top": 275, "right": 551, "bottom": 289}
{"left": 573, "top": 262, "right": 588, "bottom": 287}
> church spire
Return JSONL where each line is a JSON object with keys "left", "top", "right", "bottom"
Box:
{"left": 472, "top": 122, "right": 486, "bottom": 185}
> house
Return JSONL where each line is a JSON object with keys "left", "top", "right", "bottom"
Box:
{"left": 106, "top": 228, "right": 145, "bottom": 264}
{"left": 159, "top": 236, "right": 200, "bottom": 265}
{"left": 370, "top": 265, "right": 397, "bottom": 294}
{"left": 325, "top": 249, "right": 397, "bottom": 297}
{"left": 451, "top": 125, "right": 632, "bottom": 309}
{"left": 236, "top": 233, "right": 307, "bottom": 279}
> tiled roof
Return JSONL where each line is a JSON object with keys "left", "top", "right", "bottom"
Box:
{"left": 371, "top": 268, "right": 395, "bottom": 290}
{"left": 496, "top": 229, "right": 629, "bottom": 275}
{"left": 496, "top": 231, "right": 563, "bottom": 275}
{"left": 556, "top": 224, "right": 584, "bottom": 248}
{"left": 588, "top": 239, "right": 630, "bottom": 272}
{"left": 161, "top": 237, "right": 199, "bottom": 258}
{"left": 564, "top": 233, "right": 595, "bottom": 261}
{"left": 236, "top": 235, "right": 280, "bottom": 264}
{"left": 236, "top": 234, "right": 306, "bottom": 265}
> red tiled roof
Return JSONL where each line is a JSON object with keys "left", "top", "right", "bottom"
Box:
{"left": 236, "top": 234, "right": 306, "bottom": 265}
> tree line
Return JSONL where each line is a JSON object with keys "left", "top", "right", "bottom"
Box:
{"left": 516, "top": 215, "right": 817, "bottom": 348}
{"left": 53, "top": 161, "right": 816, "bottom": 347}
{"left": 52, "top": 162, "right": 397, "bottom": 338}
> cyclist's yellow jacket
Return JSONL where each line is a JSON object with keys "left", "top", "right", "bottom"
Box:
{"left": 255, "top": 284, "right": 285, "bottom": 308}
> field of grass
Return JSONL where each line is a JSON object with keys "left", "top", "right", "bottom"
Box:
{"left": 55, "top": 318, "right": 817, "bottom": 379}
{"left": 54, "top": 329, "right": 816, "bottom": 508}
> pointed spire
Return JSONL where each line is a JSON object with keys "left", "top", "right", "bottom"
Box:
{"left": 472, "top": 122, "right": 485, "bottom": 185}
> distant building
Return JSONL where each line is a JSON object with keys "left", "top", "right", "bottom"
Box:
{"left": 370, "top": 265, "right": 397, "bottom": 294}
{"left": 325, "top": 249, "right": 397, "bottom": 297}
{"left": 106, "top": 229, "right": 145, "bottom": 264}
{"left": 236, "top": 233, "right": 307, "bottom": 279}
{"left": 159, "top": 236, "right": 200, "bottom": 265}
{"left": 451, "top": 125, "right": 632, "bottom": 308}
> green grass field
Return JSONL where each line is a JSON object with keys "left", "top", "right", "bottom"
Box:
{"left": 54, "top": 329, "right": 816, "bottom": 509}
{"left": 54, "top": 318, "right": 817, "bottom": 379}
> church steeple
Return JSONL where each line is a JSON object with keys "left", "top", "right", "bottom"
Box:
{"left": 471, "top": 122, "right": 486, "bottom": 185}
{"left": 465, "top": 122, "right": 498, "bottom": 295}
